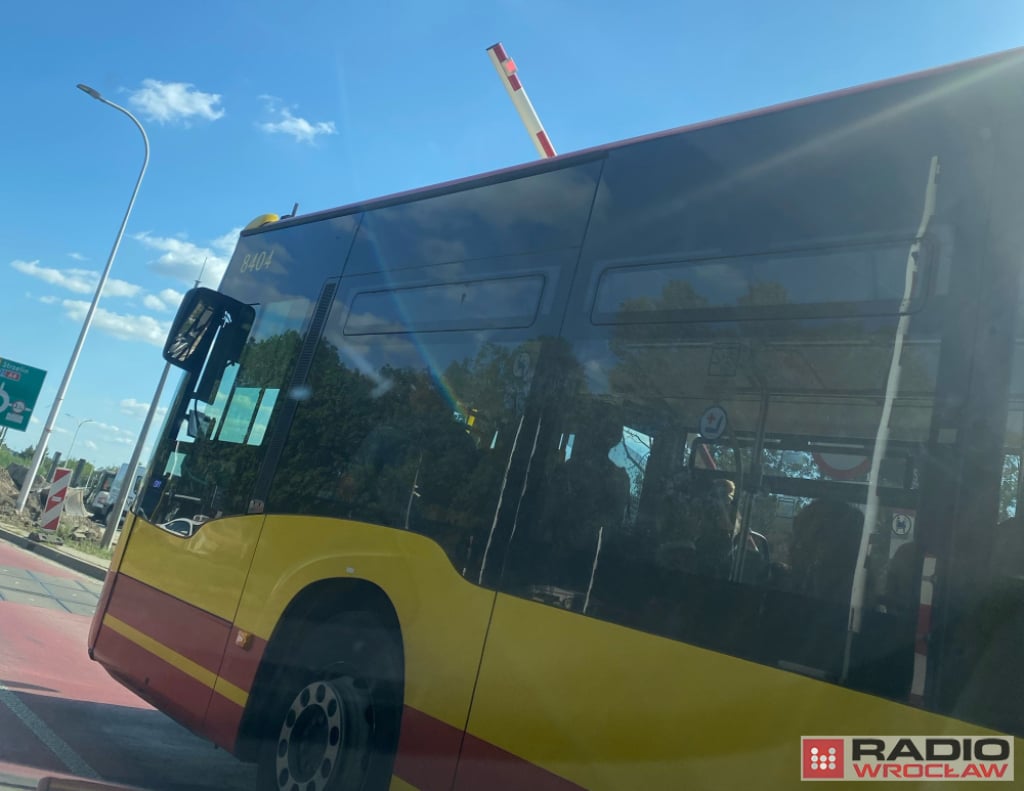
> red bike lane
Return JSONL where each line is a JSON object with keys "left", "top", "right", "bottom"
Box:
{"left": 0, "top": 540, "right": 254, "bottom": 790}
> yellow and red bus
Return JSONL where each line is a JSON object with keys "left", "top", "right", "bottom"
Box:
{"left": 90, "top": 47, "right": 1024, "bottom": 789}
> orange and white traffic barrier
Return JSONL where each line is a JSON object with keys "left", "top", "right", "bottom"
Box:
{"left": 40, "top": 468, "right": 72, "bottom": 532}
{"left": 486, "top": 42, "right": 557, "bottom": 159}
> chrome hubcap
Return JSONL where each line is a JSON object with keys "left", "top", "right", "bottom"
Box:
{"left": 275, "top": 680, "right": 344, "bottom": 791}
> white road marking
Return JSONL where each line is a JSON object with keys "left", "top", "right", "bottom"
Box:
{"left": 0, "top": 681, "right": 99, "bottom": 780}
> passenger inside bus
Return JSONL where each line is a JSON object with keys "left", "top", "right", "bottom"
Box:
{"left": 508, "top": 402, "right": 632, "bottom": 606}
{"left": 540, "top": 406, "right": 631, "bottom": 550}
{"left": 784, "top": 498, "right": 863, "bottom": 605}
{"left": 652, "top": 469, "right": 771, "bottom": 585}
{"left": 692, "top": 478, "right": 738, "bottom": 579}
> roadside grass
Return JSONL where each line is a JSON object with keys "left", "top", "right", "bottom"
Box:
{"left": 56, "top": 518, "right": 114, "bottom": 560}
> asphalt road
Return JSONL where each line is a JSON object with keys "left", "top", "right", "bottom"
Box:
{"left": 0, "top": 541, "right": 256, "bottom": 791}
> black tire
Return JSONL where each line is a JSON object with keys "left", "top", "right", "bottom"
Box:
{"left": 255, "top": 611, "right": 403, "bottom": 791}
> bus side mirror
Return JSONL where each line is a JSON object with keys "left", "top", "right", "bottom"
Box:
{"left": 163, "top": 288, "right": 255, "bottom": 399}
{"left": 186, "top": 409, "right": 215, "bottom": 439}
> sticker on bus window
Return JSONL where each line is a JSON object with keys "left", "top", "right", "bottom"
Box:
{"left": 698, "top": 405, "right": 728, "bottom": 440}
{"left": 892, "top": 511, "right": 915, "bottom": 538}
{"left": 813, "top": 452, "right": 871, "bottom": 480}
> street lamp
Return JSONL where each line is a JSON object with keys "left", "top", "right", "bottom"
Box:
{"left": 65, "top": 415, "right": 94, "bottom": 462}
{"left": 102, "top": 270, "right": 205, "bottom": 547}
{"left": 15, "top": 84, "right": 150, "bottom": 513}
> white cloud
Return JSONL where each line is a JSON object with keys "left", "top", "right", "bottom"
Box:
{"left": 128, "top": 79, "right": 225, "bottom": 124}
{"left": 120, "top": 398, "right": 168, "bottom": 421}
{"left": 12, "top": 260, "right": 142, "bottom": 298}
{"left": 68, "top": 252, "right": 87, "bottom": 261}
{"left": 39, "top": 295, "right": 58, "bottom": 304}
{"left": 13, "top": 260, "right": 93, "bottom": 293}
{"left": 159, "top": 287, "right": 184, "bottom": 305}
{"left": 143, "top": 287, "right": 185, "bottom": 312}
{"left": 92, "top": 420, "right": 136, "bottom": 439}
{"left": 105, "top": 278, "right": 143, "bottom": 298}
{"left": 120, "top": 398, "right": 149, "bottom": 417}
{"left": 210, "top": 229, "right": 241, "bottom": 255}
{"left": 61, "top": 300, "right": 170, "bottom": 346}
{"left": 259, "top": 97, "right": 336, "bottom": 144}
{"left": 134, "top": 231, "right": 236, "bottom": 286}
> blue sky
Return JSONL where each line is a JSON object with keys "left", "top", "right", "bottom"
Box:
{"left": 1, "top": 0, "right": 1022, "bottom": 469}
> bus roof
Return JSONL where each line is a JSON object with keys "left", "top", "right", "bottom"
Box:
{"left": 246, "top": 45, "right": 1024, "bottom": 236}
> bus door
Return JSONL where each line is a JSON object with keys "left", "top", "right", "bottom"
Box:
{"left": 90, "top": 217, "right": 360, "bottom": 745}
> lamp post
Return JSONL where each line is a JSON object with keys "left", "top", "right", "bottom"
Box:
{"left": 65, "top": 415, "right": 94, "bottom": 463}
{"left": 101, "top": 362, "right": 171, "bottom": 549}
{"left": 15, "top": 84, "right": 150, "bottom": 513}
{"left": 102, "top": 269, "right": 204, "bottom": 547}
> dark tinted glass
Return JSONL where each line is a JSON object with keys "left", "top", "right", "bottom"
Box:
{"left": 593, "top": 238, "right": 929, "bottom": 324}
{"left": 582, "top": 70, "right": 993, "bottom": 266}
{"left": 268, "top": 314, "right": 542, "bottom": 578}
{"left": 142, "top": 218, "right": 359, "bottom": 525}
{"left": 143, "top": 297, "right": 314, "bottom": 523}
{"left": 221, "top": 215, "right": 359, "bottom": 303}
{"left": 346, "top": 275, "right": 544, "bottom": 335}
{"left": 501, "top": 321, "right": 940, "bottom": 698}
{"left": 500, "top": 63, "right": 998, "bottom": 708}
{"left": 938, "top": 87, "right": 1024, "bottom": 737}
{"left": 344, "top": 160, "right": 603, "bottom": 275}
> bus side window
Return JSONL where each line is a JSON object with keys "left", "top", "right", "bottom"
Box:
{"left": 503, "top": 400, "right": 635, "bottom": 608}
{"left": 267, "top": 325, "right": 536, "bottom": 581}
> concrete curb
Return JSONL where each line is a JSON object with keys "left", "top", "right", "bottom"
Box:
{"left": 0, "top": 524, "right": 108, "bottom": 582}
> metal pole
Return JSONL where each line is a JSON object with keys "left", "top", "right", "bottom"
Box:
{"left": 102, "top": 361, "right": 171, "bottom": 548}
{"left": 842, "top": 155, "right": 940, "bottom": 684}
{"left": 66, "top": 416, "right": 94, "bottom": 463}
{"left": 15, "top": 84, "right": 149, "bottom": 513}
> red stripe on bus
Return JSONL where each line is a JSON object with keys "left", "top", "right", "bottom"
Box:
{"left": 97, "top": 621, "right": 584, "bottom": 788}
{"left": 204, "top": 690, "right": 245, "bottom": 753}
{"left": 393, "top": 705, "right": 583, "bottom": 791}
{"left": 393, "top": 705, "right": 462, "bottom": 791}
{"left": 454, "top": 729, "right": 585, "bottom": 791}
{"left": 105, "top": 574, "right": 232, "bottom": 678}
{"left": 216, "top": 632, "right": 268, "bottom": 695}
{"left": 93, "top": 625, "right": 210, "bottom": 736}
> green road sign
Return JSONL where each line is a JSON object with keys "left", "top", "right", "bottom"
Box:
{"left": 0, "top": 357, "right": 46, "bottom": 432}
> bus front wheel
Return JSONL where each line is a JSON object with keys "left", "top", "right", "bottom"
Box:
{"left": 256, "top": 612, "right": 402, "bottom": 791}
